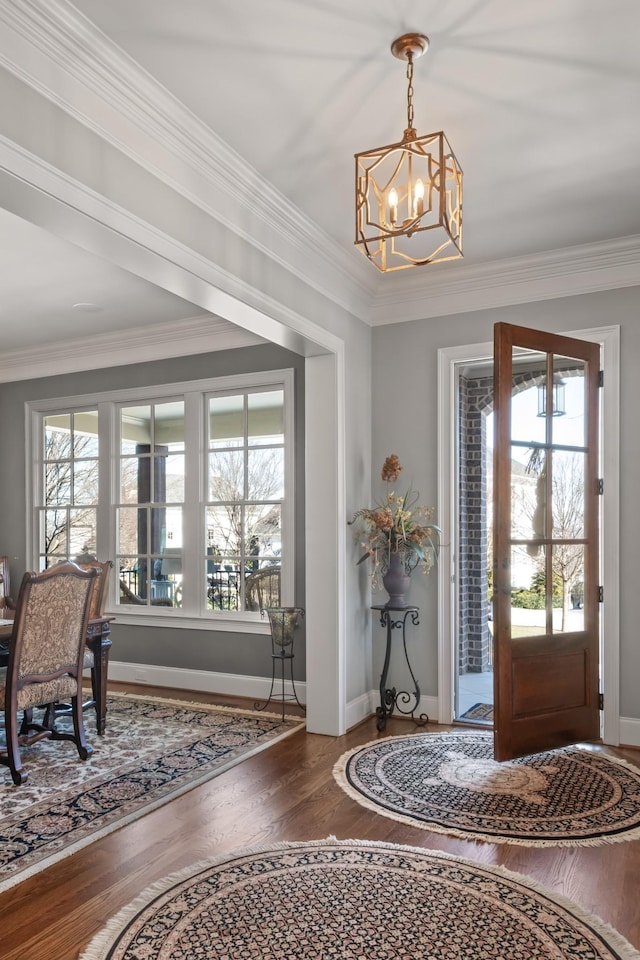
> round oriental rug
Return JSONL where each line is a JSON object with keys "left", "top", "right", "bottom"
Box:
{"left": 333, "top": 731, "right": 640, "bottom": 846}
{"left": 79, "top": 838, "right": 640, "bottom": 960}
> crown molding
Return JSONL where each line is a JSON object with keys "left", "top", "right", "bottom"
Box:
{"left": 0, "top": 315, "right": 265, "bottom": 384}
{"left": 0, "top": 0, "right": 373, "bottom": 321}
{"left": 0, "top": 0, "right": 638, "bottom": 339}
{"left": 369, "top": 235, "right": 640, "bottom": 324}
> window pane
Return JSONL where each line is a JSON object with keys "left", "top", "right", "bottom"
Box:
{"left": 121, "top": 405, "right": 151, "bottom": 453}
{"left": 69, "top": 507, "right": 97, "bottom": 556}
{"left": 118, "top": 506, "right": 145, "bottom": 555}
{"left": 73, "top": 411, "right": 99, "bottom": 457}
{"left": 45, "top": 462, "right": 71, "bottom": 505}
{"left": 165, "top": 453, "right": 185, "bottom": 502}
{"left": 248, "top": 390, "right": 283, "bottom": 446}
{"left": 120, "top": 457, "right": 140, "bottom": 503}
{"left": 74, "top": 459, "right": 99, "bottom": 505}
{"left": 44, "top": 508, "right": 67, "bottom": 556}
{"left": 154, "top": 401, "right": 185, "bottom": 451}
{"left": 207, "top": 562, "right": 240, "bottom": 610}
{"left": 209, "top": 450, "right": 244, "bottom": 501}
{"left": 45, "top": 414, "right": 71, "bottom": 458}
{"left": 209, "top": 395, "right": 243, "bottom": 449}
{"left": 206, "top": 505, "right": 241, "bottom": 556}
{"left": 248, "top": 448, "right": 284, "bottom": 500}
{"left": 245, "top": 504, "right": 281, "bottom": 558}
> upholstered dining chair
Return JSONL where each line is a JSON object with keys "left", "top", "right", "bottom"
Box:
{"left": 0, "top": 561, "right": 97, "bottom": 785}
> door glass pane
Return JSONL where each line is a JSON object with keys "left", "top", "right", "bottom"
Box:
{"left": 511, "top": 544, "right": 546, "bottom": 636}
{"left": 552, "top": 544, "right": 585, "bottom": 634}
{"left": 552, "top": 450, "right": 585, "bottom": 539}
{"left": 552, "top": 357, "right": 586, "bottom": 447}
{"left": 511, "top": 350, "right": 546, "bottom": 446}
{"left": 511, "top": 446, "right": 547, "bottom": 544}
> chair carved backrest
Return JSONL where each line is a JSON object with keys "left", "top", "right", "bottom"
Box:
{"left": 74, "top": 552, "right": 113, "bottom": 621}
{"left": 8, "top": 562, "right": 97, "bottom": 712}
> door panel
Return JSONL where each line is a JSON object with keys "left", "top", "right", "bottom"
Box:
{"left": 493, "top": 323, "right": 600, "bottom": 761}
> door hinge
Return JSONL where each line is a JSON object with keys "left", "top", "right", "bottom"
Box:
{"left": 598, "top": 692, "right": 604, "bottom": 710}
{"left": 598, "top": 369, "right": 604, "bottom": 387}
{"left": 598, "top": 585, "right": 604, "bottom": 603}
{"left": 597, "top": 478, "right": 604, "bottom": 495}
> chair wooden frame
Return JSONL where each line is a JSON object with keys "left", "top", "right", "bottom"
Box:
{"left": 71, "top": 555, "right": 115, "bottom": 735}
{"left": 0, "top": 562, "right": 97, "bottom": 785}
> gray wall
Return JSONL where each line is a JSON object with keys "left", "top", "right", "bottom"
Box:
{"left": 0, "top": 342, "right": 306, "bottom": 681}
{"left": 372, "top": 286, "right": 640, "bottom": 721}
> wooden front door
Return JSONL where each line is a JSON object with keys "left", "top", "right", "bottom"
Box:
{"left": 493, "top": 323, "right": 601, "bottom": 761}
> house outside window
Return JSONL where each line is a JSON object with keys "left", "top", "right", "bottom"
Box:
{"left": 29, "top": 370, "right": 294, "bottom": 624}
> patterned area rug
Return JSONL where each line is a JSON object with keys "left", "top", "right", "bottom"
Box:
{"left": 334, "top": 731, "right": 640, "bottom": 846}
{"left": 79, "top": 838, "right": 640, "bottom": 960}
{"left": 0, "top": 693, "right": 304, "bottom": 893}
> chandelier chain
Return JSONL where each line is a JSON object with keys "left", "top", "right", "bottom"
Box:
{"left": 406, "top": 54, "right": 414, "bottom": 130}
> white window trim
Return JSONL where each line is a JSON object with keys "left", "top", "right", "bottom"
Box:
{"left": 26, "top": 368, "right": 295, "bottom": 633}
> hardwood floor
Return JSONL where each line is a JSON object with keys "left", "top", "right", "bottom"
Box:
{"left": 2, "top": 682, "right": 639, "bottom": 959}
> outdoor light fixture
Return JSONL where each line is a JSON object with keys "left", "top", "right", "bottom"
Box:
{"left": 355, "top": 32, "right": 463, "bottom": 273}
{"left": 537, "top": 377, "right": 567, "bottom": 418}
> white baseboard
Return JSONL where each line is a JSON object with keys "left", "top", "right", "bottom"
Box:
{"left": 109, "top": 660, "right": 306, "bottom": 705}
{"left": 109, "top": 663, "right": 444, "bottom": 734}
{"left": 619, "top": 716, "right": 640, "bottom": 748}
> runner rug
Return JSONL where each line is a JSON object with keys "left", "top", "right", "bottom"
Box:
{"left": 79, "top": 838, "right": 640, "bottom": 960}
{"left": 334, "top": 730, "right": 640, "bottom": 847}
{"left": 0, "top": 693, "right": 304, "bottom": 893}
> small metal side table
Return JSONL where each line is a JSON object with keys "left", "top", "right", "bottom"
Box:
{"left": 255, "top": 606, "right": 306, "bottom": 721}
{"left": 372, "top": 604, "right": 429, "bottom": 731}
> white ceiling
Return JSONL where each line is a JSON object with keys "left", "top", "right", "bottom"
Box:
{"left": 2, "top": 0, "right": 640, "bottom": 356}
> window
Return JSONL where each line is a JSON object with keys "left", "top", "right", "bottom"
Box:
{"left": 38, "top": 410, "right": 100, "bottom": 567}
{"left": 29, "top": 371, "right": 294, "bottom": 626}
{"left": 206, "top": 390, "right": 285, "bottom": 612}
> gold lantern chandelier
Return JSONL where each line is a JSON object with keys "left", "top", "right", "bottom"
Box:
{"left": 355, "top": 33, "right": 463, "bottom": 273}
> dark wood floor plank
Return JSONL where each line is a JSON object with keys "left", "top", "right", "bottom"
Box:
{"left": 0, "top": 683, "right": 639, "bottom": 959}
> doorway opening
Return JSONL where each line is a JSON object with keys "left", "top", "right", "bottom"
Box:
{"left": 454, "top": 358, "right": 494, "bottom": 724}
